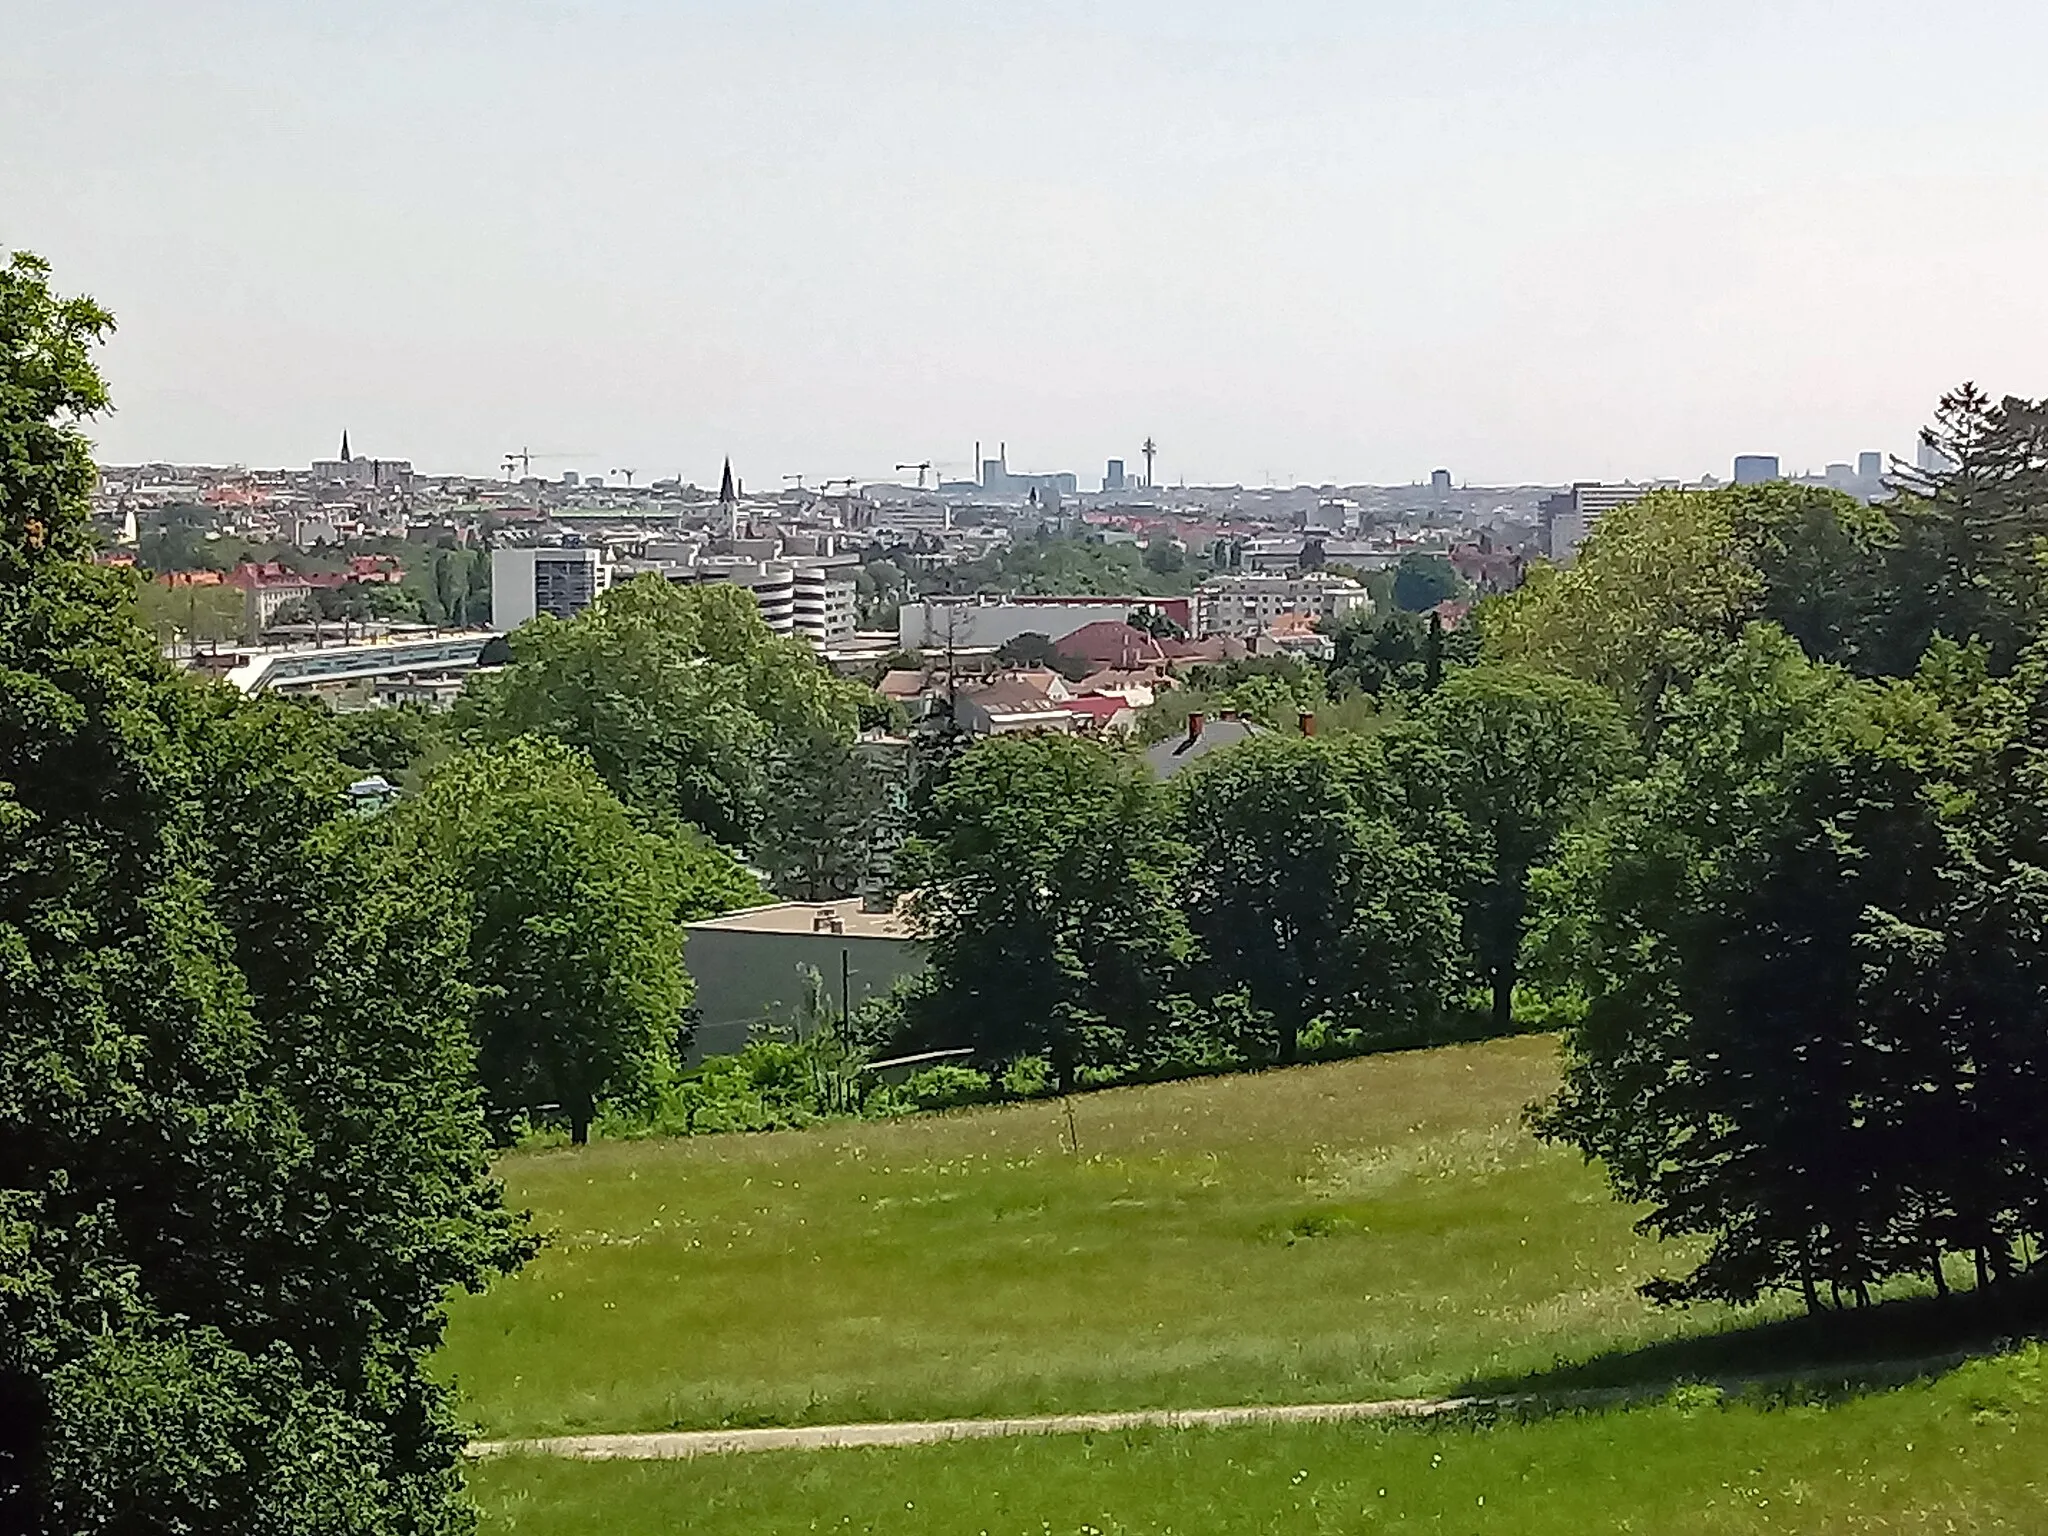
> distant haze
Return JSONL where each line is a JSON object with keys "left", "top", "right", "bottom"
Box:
{"left": 6, "top": 0, "right": 2048, "bottom": 486}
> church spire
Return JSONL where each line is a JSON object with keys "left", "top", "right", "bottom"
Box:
{"left": 719, "top": 457, "right": 740, "bottom": 538}
{"left": 340, "top": 430, "right": 351, "bottom": 463}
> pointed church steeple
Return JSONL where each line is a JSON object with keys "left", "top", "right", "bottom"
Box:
{"left": 719, "top": 457, "right": 740, "bottom": 538}
{"left": 340, "top": 430, "right": 352, "bottom": 463}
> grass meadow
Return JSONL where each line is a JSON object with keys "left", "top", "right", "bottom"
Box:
{"left": 469, "top": 1345, "right": 2048, "bottom": 1535}
{"left": 441, "top": 1036, "right": 1764, "bottom": 1440}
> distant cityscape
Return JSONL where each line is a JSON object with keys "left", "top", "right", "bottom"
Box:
{"left": 96, "top": 430, "right": 1931, "bottom": 707}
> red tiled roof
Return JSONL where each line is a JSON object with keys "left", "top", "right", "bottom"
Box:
{"left": 1055, "top": 620, "right": 1170, "bottom": 667}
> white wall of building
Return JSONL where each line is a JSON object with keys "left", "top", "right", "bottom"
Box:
{"left": 490, "top": 546, "right": 607, "bottom": 632}
{"left": 1194, "top": 575, "right": 1371, "bottom": 637}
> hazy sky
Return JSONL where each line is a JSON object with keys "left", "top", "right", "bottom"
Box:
{"left": 7, "top": 1, "right": 2048, "bottom": 487}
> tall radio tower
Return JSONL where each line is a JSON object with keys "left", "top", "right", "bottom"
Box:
{"left": 1142, "top": 436, "right": 1157, "bottom": 490}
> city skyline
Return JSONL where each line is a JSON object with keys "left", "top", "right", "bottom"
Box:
{"left": 8, "top": 1, "right": 2048, "bottom": 484}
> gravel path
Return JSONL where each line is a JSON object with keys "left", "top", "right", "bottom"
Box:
{"left": 469, "top": 1393, "right": 1493, "bottom": 1460}
{"left": 469, "top": 1351, "right": 1972, "bottom": 1461}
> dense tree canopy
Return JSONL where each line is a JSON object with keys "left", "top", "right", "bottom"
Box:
{"left": 1, "top": 251, "right": 528, "bottom": 1534}
{"left": 1395, "top": 666, "right": 1636, "bottom": 1035}
{"left": 1172, "top": 735, "right": 1456, "bottom": 1062}
{"left": 1391, "top": 550, "right": 1464, "bottom": 613}
{"left": 754, "top": 732, "right": 893, "bottom": 903}
{"left": 401, "top": 738, "right": 718, "bottom": 1144}
{"left": 455, "top": 576, "right": 868, "bottom": 845}
{"left": 1536, "top": 626, "right": 2048, "bottom": 1307}
{"left": 903, "top": 735, "right": 1192, "bottom": 1089}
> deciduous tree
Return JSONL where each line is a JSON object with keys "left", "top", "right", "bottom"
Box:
{"left": 902, "top": 735, "right": 1191, "bottom": 1088}
{"left": 1397, "top": 665, "right": 1635, "bottom": 1035}
{"left": 1173, "top": 735, "right": 1456, "bottom": 1062}
{"left": 1, "top": 250, "right": 528, "bottom": 1535}
{"left": 402, "top": 737, "right": 697, "bottom": 1144}
{"left": 455, "top": 576, "right": 866, "bottom": 844}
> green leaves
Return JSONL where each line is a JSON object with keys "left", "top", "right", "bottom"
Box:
{"left": 455, "top": 574, "right": 869, "bottom": 846}
{"left": 1173, "top": 733, "right": 1457, "bottom": 1062}
{"left": 400, "top": 737, "right": 710, "bottom": 1145}
{"left": 906, "top": 735, "right": 1193, "bottom": 1089}
{"left": 1537, "top": 623, "right": 2048, "bottom": 1309}
{"left": 3, "top": 252, "right": 525, "bottom": 1534}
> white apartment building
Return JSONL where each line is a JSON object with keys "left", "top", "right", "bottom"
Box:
{"left": 793, "top": 562, "right": 857, "bottom": 642}
{"left": 1194, "top": 574, "right": 1372, "bottom": 638}
{"left": 492, "top": 545, "right": 854, "bottom": 646}
{"left": 658, "top": 558, "right": 856, "bottom": 645}
{"left": 490, "top": 546, "right": 609, "bottom": 630}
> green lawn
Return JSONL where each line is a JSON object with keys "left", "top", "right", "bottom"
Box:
{"left": 443, "top": 1036, "right": 1779, "bottom": 1440}
{"left": 470, "top": 1346, "right": 2048, "bottom": 1535}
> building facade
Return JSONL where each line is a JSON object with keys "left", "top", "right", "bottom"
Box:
{"left": 682, "top": 899, "right": 926, "bottom": 1062}
{"left": 1544, "top": 482, "right": 1657, "bottom": 566}
{"left": 898, "top": 595, "right": 1189, "bottom": 652}
{"left": 1193, "top": 573, "right": 1372, "bottom": 637}
{"left": 491, "top": 545, "right": 608, "bottom": 630}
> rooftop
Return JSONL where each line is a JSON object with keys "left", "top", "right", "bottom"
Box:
{"left": 686, "top": 897, "right": 917, "bottom": 940}
{"left": 1143, "top": 715, "right": 1268, "bottom": 777}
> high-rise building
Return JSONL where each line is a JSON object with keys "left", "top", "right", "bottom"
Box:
{"left": 1733, "top": 455, "right": 1781, "bottom": 485}
{"left": 1547, "top": 483, "right": 1656, "bottom": 566}
{"left": 1917, "top": 440, "right": 1958, "bottom": 475}
{"left": 490, "top": 546, "right": 608, "bottom": 631}
{"left": 1430, "top": 468, "right": 1453, "bottom": 493}
{"left": 1105, "top": 459, "right": 1126, "bottom": 493}
{"left": 1858, "top": 451, "right": 1883, "bottom": 481}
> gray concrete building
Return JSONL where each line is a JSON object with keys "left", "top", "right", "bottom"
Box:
{"left": 682, "top": 899, "right": 927, "bottom": 1061}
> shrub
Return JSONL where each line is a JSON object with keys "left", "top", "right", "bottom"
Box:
{"left": 901, "top": 1063, "right": 994, "bottom": 1111}
{"left": 1000, "top": 1055, "right": 1053, "bottom": 1099}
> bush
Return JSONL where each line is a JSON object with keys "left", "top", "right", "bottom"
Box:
{"left": 1000, "top": 1055, "right": 1053, "bottom": 1098}
{"left": 901, "top": 1063, "right": 994, "bottom": 1111}
{"left": 595, "top": 1040, "right": 821, "bottom": 1139}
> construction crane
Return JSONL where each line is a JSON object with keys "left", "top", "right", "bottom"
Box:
{"left": 503, "top": 448, "right": 592, "bottom": 480}
{"left": 613, "top": 468, "right": 638, "bottom": 487}
{"left": 896, "top": 461, "right": 935, "bottom": 489}
{"left": 783, "top": 474, "right": 809, "bottom": 491}
{"left": 822, "top": 477, "right": 859, "bottom": 493}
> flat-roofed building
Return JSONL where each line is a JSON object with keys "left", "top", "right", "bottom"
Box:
{"left": 1194, "top": 573, "right": 1371, "bottom": 637}
{"left": 491, "top": 545, "right": 608, "bottom": 630}
{"left": 682, "top": 898, "right": 926, "bottom": 1061}
{"left": 1545, "top": 482, "right": 1660, "bottom": 567}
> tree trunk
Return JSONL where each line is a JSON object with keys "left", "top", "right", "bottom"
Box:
{"left": 1487, "top": 871, "right": 1527, "bottom": 1037}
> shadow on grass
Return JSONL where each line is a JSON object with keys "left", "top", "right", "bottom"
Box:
{"left": 1459, "top": 1269, "right": 2048, "bottom": 1409}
